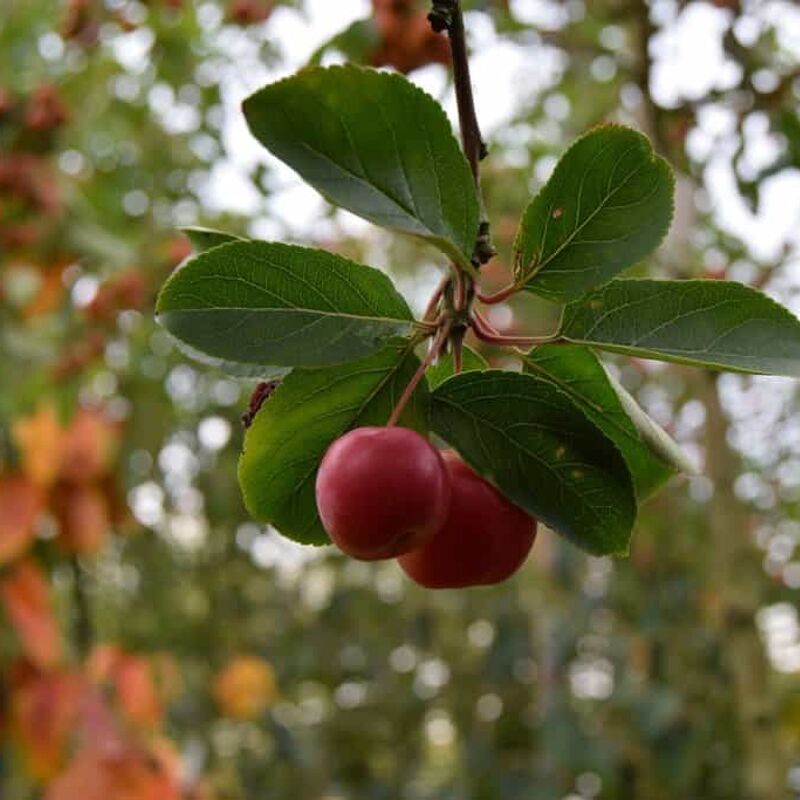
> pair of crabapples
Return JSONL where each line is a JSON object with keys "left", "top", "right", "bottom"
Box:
{"left": 315, "top": 427, "right": 536, "bottom": 588}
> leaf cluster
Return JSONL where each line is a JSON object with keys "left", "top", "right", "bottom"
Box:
{"left": 157, "top": 66, "right": 800, "bottom": 556}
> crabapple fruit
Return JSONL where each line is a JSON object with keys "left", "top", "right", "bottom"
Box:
{"left": 398, "top": 450, "right": 536, "bottom": 588}
{"left": 315, "top": 426, "right": 450, "bottom": 561}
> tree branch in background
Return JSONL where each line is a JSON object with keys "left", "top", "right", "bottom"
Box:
{"left": 70, "top": 555, "right": 92, "bottom": 659}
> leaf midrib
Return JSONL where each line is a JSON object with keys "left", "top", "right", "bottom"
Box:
{"left": 521, "top": 155, "right": 647, "bottom": 285}
{"left": 284, "top": 106, "right": 448, "bottom": 244}
{"left": 565, "top": 336, "right": 797, "bottom": 365}
{"left": 160, "top": 306, "right": 414, "bottom": 327}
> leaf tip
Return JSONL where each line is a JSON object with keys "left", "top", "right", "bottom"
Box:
{"left": 611, "top": 543, "right": 632, "bottom": 559}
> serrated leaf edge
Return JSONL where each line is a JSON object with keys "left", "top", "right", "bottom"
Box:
{"left": 513, "top": 123, "right": 676, "bottom": 299}
{"left": 242, "top": 64, "right": 480, "bottom": 271}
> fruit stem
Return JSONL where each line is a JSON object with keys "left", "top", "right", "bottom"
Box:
{"left": 423, "top": 275, "right": 450, "bottom": 322}
{"left": 470, "top": 309, "right": 558, "bottom": 348}
{"left": 388, "top": 320, "right": 452, "bottom": 427}
{"left": 453, "top": 267, "right": 467, "bottom": 311}
{"left": 475, "top": 282, "right": 519, "bottom": 305}
{"left": 452, "top": 330, "right": 464, "bottom": 373}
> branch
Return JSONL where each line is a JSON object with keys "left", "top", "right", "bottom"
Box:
{"left": 429, "top": 1, "right": 484, "bottom": 178}
{"left": 632, "top": 0, "right": 668, "bottom": 157}
{"left": 475, "top": 282, "right": 518, "bottom": 305}
{"left": 470, "top": 310, "right": 559, "bottom": 348}
{"left": 429, "top": 1, "right": 495, "bottom": 266}
{"left": 70, "top": 555, "right": 92, "bottom": 658}
{"left": 423, "top": 275, "right": 450, "bottom": 322}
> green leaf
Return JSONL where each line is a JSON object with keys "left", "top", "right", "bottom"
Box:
{"left": 431, "top": 370, "right": 637, "bottom": 556}
{"left": 238, "top": 341, "right": 429, "bottom": 545}
{"left": 523, "top": 344, "right": 687, "bottom": 499}
{"left": 243, "top": 66, "right": 480, "bottom": 269}
{"left": 560, "top": 279, "right": 800, "bottom": 376}
{"left": 168, "top": 339, "right": 291, "bottom": 381}
{"left": 307, "top": 19, "right": 380, "bottom": 67}
{"left": 604, "top": 369, "right": 698, "bottom": 477}
{"left": 514, "top": 125, "right": 674, "bottom": 302}
{"left": 426, "top": 346, "right": 488, "bottom": 389}
{"left": 156, "top": 241, "right": 416, "bottom": 372}
{"left": 181, "top": 226, "right": 243, "bottom": 253}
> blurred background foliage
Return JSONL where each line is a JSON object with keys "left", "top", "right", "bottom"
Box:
{"left": 1, "top": 0, "right": 800, "bottom": 798}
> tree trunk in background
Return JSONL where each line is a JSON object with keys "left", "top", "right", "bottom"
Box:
{"left": 698, "top": 372, "right": 790, "bottom": 799}
{"left": 632, "top": 2, "right": 790, "bottom": 792}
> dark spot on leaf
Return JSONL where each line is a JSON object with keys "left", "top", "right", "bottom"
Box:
{"left": 242, "top": 380, "right": 281, "bottom": 428}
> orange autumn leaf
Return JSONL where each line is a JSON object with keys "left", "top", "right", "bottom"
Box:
{"left": 87, "top": 645, "right": 163, "bottom": 729}
{"left": 86, "top": 642, "right": 124, "bottom": 681}
{"left": 1, "top": 560, "right": 61, "bottom": 669}
{"left": 116, "top": 657, "right": 162, "bottom": 729}
{"left": 10, "top": 664, "right": 84, "bottom": 781}
{"left": 12, "top": 404, "right": 65, "bottom": 488}
{"left": 371, "top": 0, "right": 450, "bottom": 74}
{"left": 213, "top": 655, "right": 278, "bottom": 720}
{"left": 52, "top": 483, "right": 110, "bottom": 554}
{"left": 45, "top": 741, "right": 183, "bottom": 800}
{"left": 164, "top": 235, "right": 192, "bottom": 268}
{"left": 0, "top": 474, "right": 43, "bottom": 565}
{"left": 60, "top": 407, "right": 119, "bottom": 485}
{"left": 22, "top": 262, "right": 67, "bottom": 319}
{"left": 46, "top": 689, "right": 182, "bottom": 800}
{"left": 84, "top": 269, "right": 149, "bottom": 323}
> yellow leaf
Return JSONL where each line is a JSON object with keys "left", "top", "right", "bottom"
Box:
{"left": 12, "top": 405, "right": 65, "bottom": 489}
{"left": 213, "top": 656, "right": 278, "bottom": 720}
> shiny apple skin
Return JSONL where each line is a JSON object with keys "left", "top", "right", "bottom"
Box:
{"left": 315, "top": 427, "right": 450, "bottom": 561}
{"left": 398, "top": 450, "right": 536, "bottom": 587}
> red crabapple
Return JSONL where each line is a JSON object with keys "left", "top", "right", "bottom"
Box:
{"left": 398, "top": 450, "right": 536, "bottom": 588}
{"left": 315, "top": 427, "right": 450, "bottom": 561}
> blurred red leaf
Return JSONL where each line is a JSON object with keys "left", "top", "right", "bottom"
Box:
{"left": 0, "top": 475, "right": 43, "bottom": 565}
{"left": 52, "top": 483, "right": 111, "bottom": 554}
{"left": 116, "top": 657, "right": 162, "bottom": 729}
{"left": 45, "top": 739, "right": 183, "bottom": 800}
{"left": 24, "top": 85, "right": 69, "bottom": 132}
{"left": 62, "top": 0, "right": 101, "bottom": 44}
{"left": 84, "top": 269, "right": 149, "bottom": 323}
{"left": 371, "top": 0, "right": 450, "bottom": 74}
{"left": 0, "top": 154, "right": 62, "bottom": 213}
{"left": 228, "top": 0, "right": 272, "bottom": 25}
{"left": 9, "top": 662, "right": 84, "bottom": 780}
{"left": 88, "top": 645, "right": 163, "bottom": 729}
{"left": 1, "top": 560, "right": 61, "bottom": 669}
{"left": 165, "top": 236, "right": 192, "bottom": 267}
{"left": 51, "top": 331, "right": 107, "bottom": 381}
{"left": 60, "top": 407, "right": 119, "bottom": 485}
{"left": 46, "top": 689, "right": 183, "bottom": 800}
